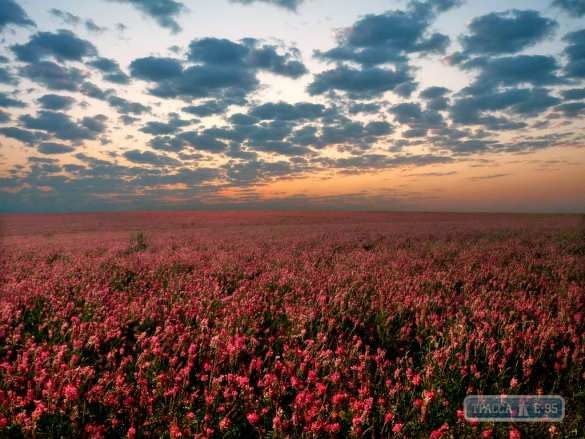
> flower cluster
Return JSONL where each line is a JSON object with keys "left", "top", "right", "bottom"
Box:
{"left": 0, "top": 212, "right": 583, "bottom": 437}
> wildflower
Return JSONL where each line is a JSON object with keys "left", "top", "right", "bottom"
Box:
{"left": 246, "top": 412, "right": 260, "bottom": 426}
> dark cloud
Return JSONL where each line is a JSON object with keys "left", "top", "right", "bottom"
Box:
{"left": 249, "top": 102, "right": 325, "bottom": 121}
{"left": 563, "top": 29, "right": 585, "bottom": 78}
{"left": 390, "top": 102, "right": 444, "bottom": 130}
{"left": 130, "top": 56, "right": 183, "bottom": 81}
{"left": 0, "top": 127, "right": 48, "bottom": 145}
{"left": 450, "top": 88, "right": 560, "bottom": 128}
{"left": 562, "top": 88, "right": 585, "bottom": 100}
{"left": 105, "top": 0, "right": 186, "bottom": 33}
{"left": 21, "top": 61, "right": 86, "bottom": 91}
{"left": 229, "top": 0, "right": 303, "bottom": 11}
{"left": 315, "top": 6, "right": 450, "bottom": 66}
{"left": 140, "top": 114, "right": 190, "bottom": 135}
{"left": 88, "top": 58, "right": 130, "bottom": 84}
{"left": 178, "top": 132, "right": 228, "bottom": 152}
{"left": 419, "top": 86, "right": 450, "bottom": 110}
{"left": 308, "top": 65, "right": 414, "bottom": 99}
{"left": 348, "top": 102, "right": 383, "bottom": 114}
{"left": 38, "top": 94, "right": 75, "bottom": 111}
{"left": 49, "top": 8, "right": 81, "bottom": 26}
{"left": 183, "top": 100, "right": 232, "bottom": 117}
{"left": 0, "top": 0, "right": 35, "bottom": 31}
{"left": 556, "top": 102, "right": 585, "bottom": 118}
{"left": 38, "top": 142, "right": 75, "bottom": 154}
{"left": 108, "top": 96, "right": 150, "bottom": 114}
{"left": 461, "top": 55, "right": 561, "bottom": 90}
{"left": 85, "top": 19, "right": 107, "bottom": 33}
{"left": 20, "top": 111, "right": 107, "bottom": 141}
{"left": 0, "top": 66, "right": 16, "bottom": 85}
{"left": 553, "top": 0, "right": 585, "bottom": 17}
{"left": 11, "top": 30, "right": 97, "bottom": 62}
{"left": 131, "top": 38, "right": 307, "bottom": 101}
{"left": 459, "top": 10, "right": 557, "bottom": 56}
{"left": 188, "top": 38, "right": 307, "bottom": 78}
{"left": 0, "top": 110, "right": 9, "bottom": 123}
{"left": 123, "top": 149, "right": 181, "bottom": 165}
{"left": 0, "top": 92, "right": 25, "bottom": 108}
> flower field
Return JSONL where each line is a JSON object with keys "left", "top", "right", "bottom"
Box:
{"left": 0, "top": 212, "right": 584, "bottom": 438}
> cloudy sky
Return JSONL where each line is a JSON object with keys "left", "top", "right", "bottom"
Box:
{"left": 0, "top": 0, "right": 584, "bottom": 212}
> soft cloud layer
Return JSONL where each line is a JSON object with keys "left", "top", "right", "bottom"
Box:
{"left": 0, "top": 0, "right": 584, "bottom": 212}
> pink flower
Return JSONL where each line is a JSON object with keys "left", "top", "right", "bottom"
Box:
{"left": 246, "top": 412, "right": 260, "bottom": 426}
{"left": 127, "top": 426, "right": 136, "bottom": 439}
{"left": 509, "top": 427, "right": 521, "bottom": 439}
{"left": 392, "top": 423, "right": 403, "bottom": 434}
{"left": 63, "top": 384, "right": 79, "bottom": 401}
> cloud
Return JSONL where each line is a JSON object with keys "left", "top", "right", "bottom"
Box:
{"left": 11, "top": 30, "right": 97, "bottom": 62}
{"left": 461, "top": 55, "right": 561, "bottom": 90}
{"left": 228, "top": 0, "right": 303, "bottom": 11}
{"left": 0, "top": 92, "right": 26, "bottom": 108}
{"left": 0, "top": 110, "right": 9, "bottom": 123}
{"left": 563, "top": 29, "right": 585, "bottom": 78}
{"left": 0, "top": 66, "right": 16, "bottom": 85}
{"left": 130, "top": 56, "right": 183, "bottom": 81}
{"left": 188, "top": 38, "right": 307, "bottom": 78}
{"left": 450, "top": 88, "right": 560, "bottom": 128}
{"left": 553, "top": 0, "right": 585, "bottom": 17}
{"left": 308, "top": 65, "right": 414, "bottom": 99}
{"left": 88, "top": 57, "right": 130, "bottom": 84}
{"left": 105, "top": 0, "right": 186, "bottom": 33}
{"left": 140, "top": 114, "right": 191, "bottom": 135}
{"left": 21, "top": 61, "right": 86, "bottom": 91}
{"left": 123, "top": 149, "right": 181, "bottom": 165}
{"left": 182, "top": 100, "right": 232, "bottom": 117}
{"left": 249, "top": 102, "right": 325, "bottom": 121}
{"left": 85, "top": 19, "right": 107, "bottom": 33}
{"left": 37, "top": 94, "right": 75, "bottom": 111}
{"left": 49, "top": 8, "right": 82, "bottom": 26}
{"left": 315, "top": 6, "right": 451, "bottom": 66}
{"left": 0, "top": 0, "right": 35, "bottom": 31}
{"left": 555, "top": 102, "right": 585, "bottom": 118}
{"left": 470, "top": 173, "right": 509, "bottom": 181}
{"left": 390, "top": 102, "right": 444, "bottom": 132}
{"left": 562, "top": 88, "right": 585, "bottom": 100}
{"left": 38, "top": 142, "right": 75, "bottom": 154}
{"left": 20, "top": 111, "right": 107, "bottom": 141}
{"left": 458, "top": 10, "right": 557, "bottom": 56}
{"left": 0, "top": 127, "right": 48, "bottom": 145}
{"left": 130, "top": 38, "right": 307, "bottom": 102}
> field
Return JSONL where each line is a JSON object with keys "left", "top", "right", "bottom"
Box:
{"left": 0, "top": 212, "right": 584, "bottom": 438}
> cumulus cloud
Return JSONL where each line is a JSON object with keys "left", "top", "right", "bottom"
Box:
{"left": 20, "top": 111, "right": 107, "bottom": 142}
{"left": 458, "top": 10, "right": 557, "bottom": 56}
{"left": 105, "top": 0, "right": 186, "bottom": 33}
{"left": 553, "top": 0, "right": 585, "bottom": 17}
{"left": 130, "top": 38, "right": 307, "bottom": 101}
{"left": 229, "top": 0, "right": 303, "bottom": 11}
{"left": 315, "top": 6, "right": 451, "bottom": 66}
{"left": 37, "top": 94, "right": 75, "bottom": 111}
{"left": 11, "top": 30, "right": 97, "bottom": 62}
{"left": 0, "top": 0, "right": 35, "bottom": 31}
{"left": 123, "top": 149, "right": 181, "bottom": 166}
{"left": 38, "top": 142, "right": 75, "bottom": 154}
{"left": 308, "top": 65, "right": 414, "bottom": 99}
{"left": 0, "top": 127, "right": 48, "bottom": 145}
{"left": 88, "top": 58, "right": 130, "bottom": 84}
{"left": 0, "top": 92, "right": 26, "bottom": 108}
{"left": 563, "top": 29, "right": 585, "bottom": 78}
{"left": 21, "top": 61, "right": 86, "bottom": 91}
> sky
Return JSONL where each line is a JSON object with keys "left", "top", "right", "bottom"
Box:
{"left": 0, "top": 0, "right": 584, "bottom": 213}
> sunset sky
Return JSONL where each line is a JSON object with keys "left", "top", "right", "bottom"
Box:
{"left": 0, "top": 0, "right": 584, "bottom": 212}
